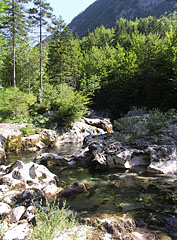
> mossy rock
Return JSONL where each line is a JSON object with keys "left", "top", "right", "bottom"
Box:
{"left": 6, "top": 136, "right": 23, "bottom": 153}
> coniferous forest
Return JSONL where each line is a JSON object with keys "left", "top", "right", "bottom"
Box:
{"left": 0, "top": 0, "right": 177, "bottom": 127}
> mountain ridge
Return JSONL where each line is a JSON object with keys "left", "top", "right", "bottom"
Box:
{"left": 68, "top": 0, "right": 177, "bottom": 37}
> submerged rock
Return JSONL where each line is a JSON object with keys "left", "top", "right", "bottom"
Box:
{"left": 59, "top": 182, "right": 89, "bottom": 198}
{"left": 53, "top": 225, "right": 94, "bottom": 240}
{"left": 34, "top": 153, "right": 70, "bottom": 166}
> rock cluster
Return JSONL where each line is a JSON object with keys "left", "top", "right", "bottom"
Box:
{"left": 0, "top": 160, "right": 61, "bottom": 240}
{"left": 0, "top": 109, "right": 176, "bottom": 239}
{"left": 35, "top": 109, "right": 177, "bottom": 174}
{"left": 0, "top": 115, "right": 113, "bottom": 162}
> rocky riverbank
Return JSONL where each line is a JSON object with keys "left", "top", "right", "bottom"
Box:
{"left": 36, "top": 109, "right": 177, "bottom": 175}
{"left": 0, "top": 113, "right": 113, "bottom": 164}
{"left": 0, "top": 109, "right": 177, "bottom": 239}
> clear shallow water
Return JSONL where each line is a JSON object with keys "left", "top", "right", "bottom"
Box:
{"left": 55, "top": 167, "right": 177, "bottom": 239}
{"left": 6, "top": 143, "right": 82, "bottom": 165}
{"left": 5, "top": 145, "right": 177, "bottom": 239}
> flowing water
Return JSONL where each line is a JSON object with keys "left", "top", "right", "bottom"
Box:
{"left": 6, "top": 145, "right": 177, "bottom": 239}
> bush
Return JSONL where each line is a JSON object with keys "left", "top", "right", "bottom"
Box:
{"left": 146, "top": 108, "right": 169, "bottom": 131}
{"left": 114, "top": 108, "right": 176, "bottom": 137}
{"left": 0, "top": 87, "right": 35, "bottom": 122}
{"left": 31, "top": 83, "right": 90, "bottom": 127}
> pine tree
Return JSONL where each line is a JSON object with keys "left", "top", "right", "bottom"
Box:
{"left": 28, "top": 0, "right": 53, "bottom": 104}
{"left": 2, "top": 0, "right": 31, "bottom": 88}
{"left": 47, "top": 17, "right": 78, "bottom": 88}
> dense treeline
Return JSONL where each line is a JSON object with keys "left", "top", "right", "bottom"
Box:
{"left": 0, "top": 0, "right": 176, "bottom": 125}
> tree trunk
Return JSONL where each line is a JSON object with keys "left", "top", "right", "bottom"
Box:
{"left": 39, "top": 2, "right": 43, "bottom": 104}
{"left": 28, "top": 69, "right": 30, "bottom": 94}
{"left": 12, "top": 0, "right": 16, "bottom": 88}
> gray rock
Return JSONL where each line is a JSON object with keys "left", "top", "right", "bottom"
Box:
{"left": 40, "top": 129, "right": 57, "bottom": 147}
{"left": 34, "top": 153, "right": 69, "bottom": 166}
{"left": 0, "top": 135, "right": 6, "bottom": 164}
{"left": 17, "top": 189, "right": 46, "bottom": 208}
{"left": 3, "top": 191, "right": 19, "bottom": 206}
{"left": 83, "top": 117, "right": 113, "bottom": 133}
{"left": 10, "top": 206, "right": 26, "bottom": 223}
{"left": 56, "top": 120, "right": 106, "bottom": 145}
{"left": 146, "top": 145, "right": 177, "bottom": 174}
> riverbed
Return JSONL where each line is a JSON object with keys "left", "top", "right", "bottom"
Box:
{"left": 6, "top": 145, "right": 177, "bottom": 240}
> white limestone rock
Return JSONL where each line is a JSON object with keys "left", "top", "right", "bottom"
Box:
{"left": 1, "top": 160, "right": 60, "bottom": 197}
{"left": 0, "top": 202, "right": 11, "bottom": 217}
{"left": 2, "top": 222, "right": 30, "bottom": 240}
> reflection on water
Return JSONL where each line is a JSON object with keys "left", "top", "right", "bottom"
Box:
{"left": 6, "top": 143, "right": 82, "bottom": 165}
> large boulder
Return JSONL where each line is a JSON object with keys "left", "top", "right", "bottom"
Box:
{"left": 7, "top": 129, "right": 58, "bottom": 153}
{"left": 0, "top": 160, "right": 60, "bottom": 197}
{"left": 147, "top": 145, "right": 177, "bottom": 174}
{"left": 55, "top": 120, "right": 105, "bottom": 146}
{"left": 0, "top": 123, "right": 24, "bottom": 138}
{"left": 0, "top": 124, "right": 58, "bottom": 161}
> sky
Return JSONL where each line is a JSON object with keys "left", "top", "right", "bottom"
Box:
{"left": 49, "top": 0, "right": 96, "bottom": 24}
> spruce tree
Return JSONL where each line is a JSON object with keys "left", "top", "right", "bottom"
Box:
{"left": 2, "top": 0, "right": 31, "bottom": 88}
{"left": 47, "top": 17, "right": 78, "bottom": 88}
{"left": 28, "top": 0, "right": 53, "bottom": 104}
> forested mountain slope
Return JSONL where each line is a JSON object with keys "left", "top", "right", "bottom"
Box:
{"left": 69, "top": 0, "right": 177, "bottom": 37}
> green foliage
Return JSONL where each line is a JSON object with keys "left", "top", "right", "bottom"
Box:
{"left": 20, "top": 125, "right": 40, "bottom": 137}
{"left": 69, "top": 0, "right": 177, "bottom": 37}
{"left": 31, "top": 202, "right": 78, "bottom": 240}
{"left": 146, "top": 108, "right": 169, "bottom": 131}
{"left": 0, "top": 11, "right": 177, "bottom": 122}
{"left": 114, "top": 108, "right": 177, "bottom": 137}
{"left": 47, "top": 21, "right": 78, "bottom": 88}
{"left": 0, "top": 87, "right": 35, "bottom": 122}
{"left": 114, "top": 116, "right": 143, "bottom": 136}
{"left": 31, "top": 83, "right": 90, "bottom": 127}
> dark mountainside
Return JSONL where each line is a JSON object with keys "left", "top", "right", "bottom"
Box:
{"left": 69, "top": 0, "right": 177, "bottom": 37}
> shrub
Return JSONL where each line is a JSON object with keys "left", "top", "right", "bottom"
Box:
{"left": 0, "top": 87, "right": 35, "bottom": 122}
{"left": 31, "top": 83, "right": 90, "bottom": 127}
{"left": 114, "top": 108, "right": 176, "bottom": 137}
{"left": 145, "top": 108, "right": 169, "bottom": 131}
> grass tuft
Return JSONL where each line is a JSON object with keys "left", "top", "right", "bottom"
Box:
{"left": 30, "top": 202, "right": 78, "bottom": 240}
